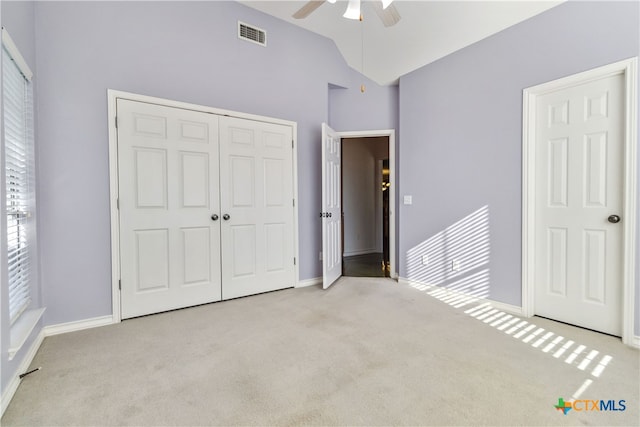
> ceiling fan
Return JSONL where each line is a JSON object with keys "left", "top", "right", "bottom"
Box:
{"left": 293, "top": 0, "right": 401, "bottom": 27}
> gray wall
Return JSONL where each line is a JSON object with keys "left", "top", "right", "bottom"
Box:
{"left": 33, "top": 1, "right": 397, "bottom": 326}
{"left": 0, "top": 0, "right": 42, "bottom": 396}
{"left": 398, "top": 1, "right": 640, "bottom": 332}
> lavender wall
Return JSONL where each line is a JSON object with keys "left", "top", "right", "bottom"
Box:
{"left": 329, "top": 76, "right": 399, "bottom": 132}
{"left": 33, "top": 1, "right": 396, "bottom": 325}
{"left": 399, "top": 1, "right": 640, "bottom": 332}
{"left": 0, "top": 0, "right": 42, "bottom": 395}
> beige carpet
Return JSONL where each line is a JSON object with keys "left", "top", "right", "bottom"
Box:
{"left": 2, "top": 277, "right": 638, "bottom": 426}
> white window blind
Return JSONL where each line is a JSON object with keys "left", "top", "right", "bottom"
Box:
{"left": 3, "top": 43, "right": 35, "bottom": 325}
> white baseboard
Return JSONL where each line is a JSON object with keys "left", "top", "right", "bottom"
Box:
{"left": 1, "top": 315, "right": 115, "bottom": 417}
{"left": 486, "top": 300, "right": 523, "bottom": 317}
{"left": 43, "top": 315, "right": 114, "bottom": 337}
{"left": 296, "top": 277, "right": 322, "bottom": 288}
{"left": 1, "top": 328, "right": 45, "bottom": 416}
{"left": 398, "top": 277, "right": 523, "bottom": 316}
{"left": 631, "top": 335, "right": 640, "bottom": 349}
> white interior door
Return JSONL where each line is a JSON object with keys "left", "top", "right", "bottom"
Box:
{"left": 534, "top": 73, "right": 624, "bottom": 336}
{"left": 321, "top": 123, "right": 342, "bottom": 289}
{"left": 117, "top": 99, "right": 221, "bottom": 319}
{"left": 219, "top": 116, "right": 295, "bottom": 299}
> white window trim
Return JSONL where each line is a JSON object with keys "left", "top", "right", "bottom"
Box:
{"left": 1, "top": 28, "right": 32, "bottom": 81}
{"left": 8, "top": 307, "right": 44, "bottom": 360}
{"left": 2, "top": 27, "right": 40, "bottom": 356}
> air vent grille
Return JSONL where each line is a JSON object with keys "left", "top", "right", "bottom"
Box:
{"left": 238, "top": 22, "right": 266, "bottom": 47}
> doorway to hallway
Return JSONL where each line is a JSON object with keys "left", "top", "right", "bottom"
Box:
{"left": 341, "top": 137, "right": 390, "bottom": 278}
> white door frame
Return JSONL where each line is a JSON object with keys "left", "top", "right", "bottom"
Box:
{"left": 521, "top": 58, "right": 638, "bottom": 346}
{"left": 107, "top": 89, "right": 299, "bottom": 322}
{"left": 337, "top": 129, "right": 397, "bottom": 279}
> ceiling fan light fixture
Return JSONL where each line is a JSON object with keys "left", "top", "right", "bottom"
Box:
{"left": 327, "top": 0, "right": 336, "bottom": 3}
{"left": 343, "top": 0, "right": 361, "bottom": 20}
{"left": 382, "top": 0, "right": 394, "bottom": 9}
{"left": 372, "top": 1, "right": 401, "bottom": 27}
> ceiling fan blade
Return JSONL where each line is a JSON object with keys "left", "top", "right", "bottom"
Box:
{"left": 372, "top": 1, "right": 401, "bottom": 27}
{"left": 292, "top": 1, "right": 326, "bottom": 19}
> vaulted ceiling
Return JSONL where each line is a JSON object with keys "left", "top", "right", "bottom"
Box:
{"left": 240, "top": 0, "right": 565, "bottom": 85}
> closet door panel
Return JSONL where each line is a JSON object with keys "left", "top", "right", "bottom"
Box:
{"left": 118, "top": 99, "right": 222, "bottom": 319}
{"left": 219, "top": 117, "right": 295, "bottom": 299}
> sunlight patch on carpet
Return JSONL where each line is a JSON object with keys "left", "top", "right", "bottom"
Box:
{"left": 403, "top": 279, "right": 614, "bottom": 401}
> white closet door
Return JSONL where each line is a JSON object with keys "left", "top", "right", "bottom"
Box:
{"left": 118, "top": 99, "right": 221, "bottom": 319}
{"left": 219, "top": 116, "right": 295, "bottom": 299}
{"left": 534, "top": 73, "right": 624, "bottom": 336}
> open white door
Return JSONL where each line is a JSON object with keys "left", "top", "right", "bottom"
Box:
{"left": 321, "top": 123, "right": 342, "bottom": 288}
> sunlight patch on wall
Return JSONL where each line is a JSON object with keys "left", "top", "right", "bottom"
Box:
{"left": 406, "top": 205, "right": 491, "bottom": 300}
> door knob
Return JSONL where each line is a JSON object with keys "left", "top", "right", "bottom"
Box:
{"left": 608, "top": 214, "right": 621, "bottom": 224}
{"left": 211, "top": 214, "right": 219, "bottom": 221}
{"left": 223, "top": 214, "right": 230, "bottom": 220}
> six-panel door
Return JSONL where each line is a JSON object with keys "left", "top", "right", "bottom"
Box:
{"left": 118, "top": 99, "right": 222, "bottom": 319}
{"left": 218, "top": 116, "right": 295, "bottom": 299}
{"left": 534, "top": 73, "right": 624, "bottom": 336}
{"left": 118, "top": 100, "right": 296, "bottom": 317}
{"left": 321, "top": 123, "right": 342, "bottom": 289}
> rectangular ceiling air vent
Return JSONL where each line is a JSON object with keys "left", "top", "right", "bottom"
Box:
{"left": 238, "top": 21, "right": 267, "bottom": 47}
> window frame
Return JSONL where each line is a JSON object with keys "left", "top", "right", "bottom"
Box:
{"left": 2, "top": 27, "right": 36, "bottom": 326}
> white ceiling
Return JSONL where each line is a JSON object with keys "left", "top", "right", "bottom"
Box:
{"left": 239, "top": 0, "right": 565, "bottom": 85}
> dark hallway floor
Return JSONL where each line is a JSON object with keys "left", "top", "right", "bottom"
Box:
{"left": 343, "top": 252, "right": 389, "bottom": 277}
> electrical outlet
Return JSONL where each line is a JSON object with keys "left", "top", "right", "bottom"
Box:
{"left": 421, "top": 255, "right": 429, "bottom": 266}
{"left": 451, "top": 260, "right": 461, "bottom": 272}
{"left": 319, "top": 252, "right": 323, "bottom": 261}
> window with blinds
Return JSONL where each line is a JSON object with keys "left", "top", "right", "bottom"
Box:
{"left": 3, "top": 39, "right": 35, "bottom": 325}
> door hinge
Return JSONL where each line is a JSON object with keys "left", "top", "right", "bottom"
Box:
{"left": 116, "top": 198, "right": 119, "bottom": 209}
{"left": 293, "top": 198, "right": 295, "bottom": 207}
{"left": 292, "top": 139, "right": 294, "bottom": 149}
{"left": 118, "top": 279, "right": 121, "bottom": 290}
{"left": 294, "top": 257, "right": 296, "bottom": 265}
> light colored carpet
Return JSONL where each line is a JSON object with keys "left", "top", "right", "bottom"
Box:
{"left": 2, "top": 277, "right": 638, "bottom": 426}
